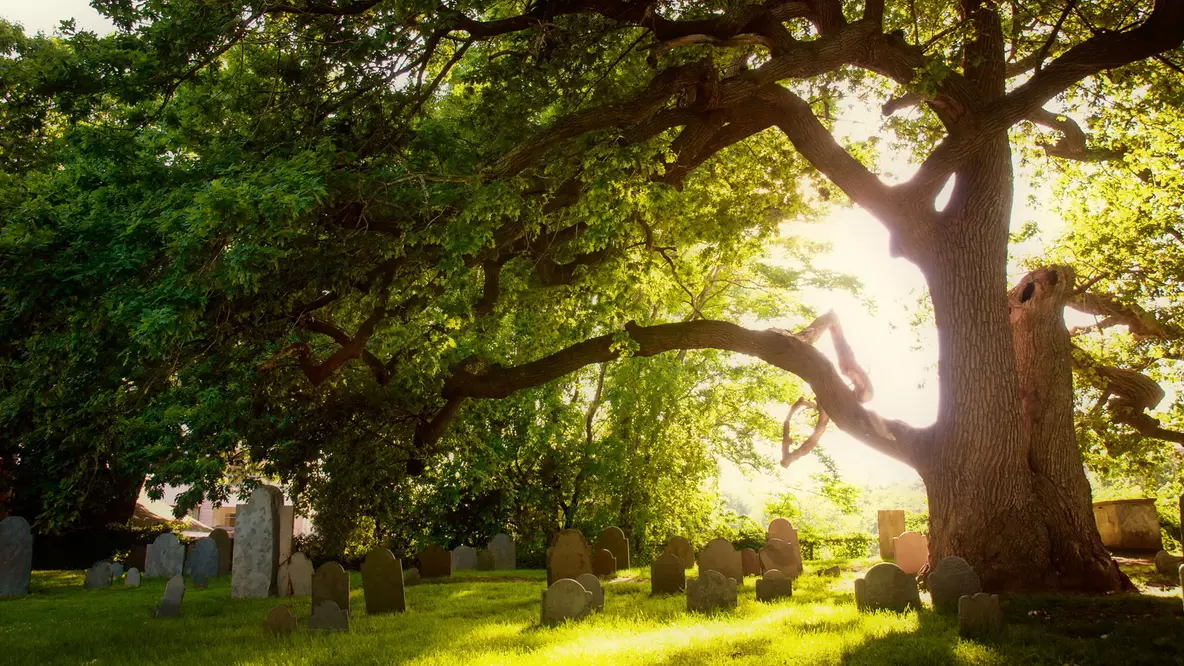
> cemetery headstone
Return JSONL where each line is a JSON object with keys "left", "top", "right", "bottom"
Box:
{"left": 595, "top": 527, "right": 630, "bottom": 570}
{"left": 766, "top": 518, "right": 795, "bottom": 544}
{"left": 404, "top": 568, "right": 422, "bottom": 586}
{"left": 958, "top": 593, "right": 1004, "bottom": 638}
{"left": 877, "top": 509, "right": 906, "bottom": 559}
{"left": 211, "top": 528, "right": 233, "bottom": 575}
{"left": 687, "top": 569, "right": 738, "bottom": 612}
{"left": 664, "top": 535, "right": 694, "bottom": 569}
{"left": 307, "top": 600, "right": 349, "bottom": 633}
{"left": 277, "top": 504, "right": 295, "bottom": 597}
{"left": 289, "top": 552, "right": 314, "bottom": 596}
{"left": 650, "top": 551, "right": 686, "bottom": 595}
{"left": 1179, "top": 564, "right": 1183, "bottom": 613}
{"left": 489, "top": 533, "right": 515, "bottom": 570}
{"left": 592, "top": 549, "right": 617, "bottom": 577}
{"left": 184, "top": 542, "right": 197, "bottom": 577}
{"left": 741, "top": 548, "right": 761, "bottom": 577}
{"left": 926, "top": 556, "right": 981, "bottom": 614}
{"left": 1154, "top": 550, "right": 1183, "bottom": 574}
{"left": 0, "top": 516, "right": 32, "bottom": 597}
{"left": 145, "top": 533, "right": 184, "bottom": 579}
{"left": 231, "top": 485, "right": 282, "bottom": 598}
{"left": 154, "top": 575, "right": 185, "bottom": 618}
{"left": 576, "top": 573, "right": 604, "bottom": 611}
{"left": 312, "top": 561, "right": 351, "bottom": 614}
{"left": 126, "top": 544, "right": 147, "bottom": 572}
{"left": 264, "top": 606, "right": 298, "bottom": 634}
{"left": 892, "top": 531, "right": 928, "bottom": 575}
{"left": 84, "top": 561, "right": 113, "bottom": 589}
{"left": 765, "top": 519, "right": 804, "bottom": 578}
{"left": 854, "top": 562, "right": 920, "bottom": 613}
{"left": 452, "top": 545, "right": 478, "bottom": 571}
{"left": 362, "top": 548, "right": 406, "bottom": 614}
{"left": 546, "top": 529, "right": 592, "bottom": 586}
{"left": 110, "top": 563, "right": 124, "bottom": 580}
{"left": 697, "top": 538, "right": 742, "bottom": 583}
{"left": 477, "top": 549, "right": 494, "bottom": 571}
{"left": 540, "top": 578, "right": 593, "bottom": 626}
{"left": 189, "top": 537, "right": 219, "bottom": 587}
{"left": 1093, "top": 498, "right": 1163, "bottom": 551}
{"left": 125, "top": 568, "right": 141, "bottom": 587}
{"left": 418, "top": 544, "right": 452, "bottom": 578}
{"left": 760, "top": 538, "right": 803, "bottom": 579}
{"left": 755, "top": 569, "right": 792, "bottom": 602}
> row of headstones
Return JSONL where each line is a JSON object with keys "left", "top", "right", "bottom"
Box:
{"left": 413, "top": 533, "right": 515, "bottom": 578}
{"left": 262, "top": 548, "right": 411, "bottom": 633}
{"left": 544, "top": 526, "right": 631, "bottom": 585}
{"left": 856, "top": 556, "right": 1004, "bottom": 637}
{"left": 877, "top": 510, "right": 931, "bottom": 574}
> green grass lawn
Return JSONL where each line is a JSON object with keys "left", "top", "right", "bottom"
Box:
{"left": 0, "top": 559, "right": 1181, "bottom": 666}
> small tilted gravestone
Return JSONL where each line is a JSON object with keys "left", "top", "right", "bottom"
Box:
{"left": 289, "top": 552, "right": 314, "bottom": 596}
{"left": 210, "top": 527, "right": 233, "bottom": 575}
{"left": 110, "top": 563, "right": 124, "bottom": 580}
{"left": 1154, "top": 550, "right": 1183, "bottom": 574}
{"left": 476, "top": 549, "right": 494, "bottom": 571}
{"left": 489, "top": 533, "right": 516, "bottom": 570}
{"left": 755, "top": 569, "right": 792, "bottom": 602}
{"left": 84, "top": 561, "right": 114, "bottom": 589}
{"left": 687, "top": 569, "right": 737, "bottom": 612}
{"left": 264, "top": 606, "right": 297, "bottom": 635}
{"left": 0, "top": 516, "right": 33, "bottom": 597}
{"left": 759, "top": 538, "right": 802, "bottom": 580}
{"left": 404, "top": 567, "right": 422, "bottom": 586}
{"left": 547, "top": 529, "right": 592, "bottom": 586}
{"left": 766, "top": 518, "right": 804, "bottom": 579}
{"left": 312, "top": 562, "right": 351, "bottom": 614}
{"left": 232, "top": 485, "right": 282, "bottom": 599}
{"left": 540, "top": 578, "right": 593, "bottom": 626}
{"left": 697, "top": 538, "right": 742, "bottom": 584}
{"left": 576, "top": 573, "right": 604, "bottom": 611}
{"left": 958, "top": 593, "right": 1004, "bottom": 638}
{"left": 125, "top": 568, "right": 141, "bottom": 587}
{"left": 664, "top": 535, "right": 694, "bottom": 569}
{"left": 361, "top": 548, "right": 406, "bottom": 614}
{"left": 650, "top": 551, "right": 686, "bottom": 595}
{"left": 854, "top": 562, "right": 920, "bottom": 613}
{"left": 595, "top": 527, "right": 630, "bottom": 570}
{"left": 189, "top": 537, "right": 219, "bottom": 588}
{"left": 308, "top": 600, "right": 349, "bottom": 633}
{"left": 926, "top": 556, "right": 981, "bottom": 614}
{"left": 892, "top": 531, "right": 928, "bottom": 575}
{"left": 452, "top": 545, "right": 478, "bottom": 571}
{"left": 592, "top": 549, "right": 617, "bottom": 577}
{"left": 741, "top": 548, "right": 761, "bottom": 577}
{"left": 154, "top": 575, "right": 185, "bottom": 618}
{"left": 145, "top": 533, "right": 185, "bottom": 579}
{"left": 418, "top": 544, "right": 452, "bottom": 579}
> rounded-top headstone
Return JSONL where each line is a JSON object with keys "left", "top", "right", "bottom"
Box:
{"left": 664, "top": 535, "right": 694, "bottom": 569}
{"left": 595, "top": 527, "right": 629, "bottom": 570}
{"left": 264, "top": 605, "right": 297, "bottom": 634}
{"left": 575, "top": 572, "right": 604, "bottom": 611}
{"left": 755, "top": 568, "right": 792, "bottom": 602}
{"left": 892, "top": 531, "right": 929, "bottom": 575}
{"left": 418, "top": 544, "right": 452, "bottom": 578}
{"left": 488, "top": 533, "right": 515, "bottom": 570}
{"left": 854, "top": 562, "right": 920, "bottom": 612}
{"left": 697, "top": 538, "right": 742, "bottom": 583}
{"left": 650, "top": 551, "right": 686, "bottom": 595}
{"left": 146, "top": 533, "right": 184, "bottom": 579}
{"left": 288, "top": 552, "right": 314, "bottom": 596}
{"left": 0, "top": 516, "right": 33, "bottom": 596}
{"left": 547, "top": 529, "right": 592, "bottom": 586}
{"left": 362, "top": 548, "right": 406, "bottom": 614}
{"left": 452, "top": 545, "right": 478, "bottom": 571}
{"left": 926, "top": 556, "right": 981, "bottom": 614}
{"left": 741, "top": 548, "right": 761, "bottom": 577}
{"left": 404, "top": 567, "right": 422, "bottom": 586}
{"left": 687, "top": 569, "right": 738, "bottom": 612}
{"left": 592, "top": 548, "right": 617, "bottom": 577}
{"left": 84, "top": 561, "right": 114, "bottom": 589}
{"left": 312, "top": 561, "right": 351, "bottom": 613}
{"left": 759, "top": 537, "right": 802, "bottom": 579}
{"left": 541, "top": 578, "right": 593, "bottom": 626}
{"left": 125, "top": 567, "right": 141, "bottom": 587}
{"left": 767, "top": 518, "right": 795, "bottom": 544}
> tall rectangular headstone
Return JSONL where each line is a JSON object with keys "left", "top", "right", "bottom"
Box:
{"left": 277, "top": 505, "right": 295, "bottom": 596}
{"left": 0, "top": 516, "right": 32, "bottom": 596}
{"left": 489, "top": 533, "right": 515, "bottom": 570}
{"left": 362, "top": 549, "right": 406, "bottom": 614}
{"left": 145, "top": 533, "right": 184, "bottom": 579}
{"left": 231, "top": 485, "right": 282, "bottom": 598}
{"left": 877, "top": 510, "right": 906, "bottom": 559}
{"left": 210, "top": 528, "right": 232, "bottom": 575}
{"left": 189, "top": 537, "right": 219, "bottom": 587}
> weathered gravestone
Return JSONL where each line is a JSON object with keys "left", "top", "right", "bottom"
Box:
{"left": 155, "top": 575, "right": 185, "bottom": 618}
{"left": 541, "top": 578, "right": 593, "bottom": 626}
{"left": 697, "top": 538, "right": 742, "bottom": 583}
{"left": 289, "top": 552, "right": 314, "bottom": 596}
{"left": 664, "top": 535, "right": 694, "bottom": 569}
{"left": 312, "top": 562, "right": 351, "bottom": 614}
{"left": 477, "top": 549, "right": 494, "bottom": 571}
{"left": 489, "top": 533, "right": 515, "bottom": 570}
{"left": 547, "top": 529, "right": 592, "bottom": 586}
{"left": 0, "top": 516, "right": 33, "bottom": 597}
{"left": 404, "top": 567, "right": 422, "bottom": 585}
{"left": 126, "top": 544, "right": 147, "bottom": 572}
{"left": 892, "top": 531, "right": 928, "bottom": 575}
{"left": 210, "top": 528, "right": 233, "bottom": 575}
{"left": 308, "top": 600, "right": 349, "bottom": 633}
{"left": 766, "top": 519, "right": 804, "bottom": 579}
{"left": 595, "top": 527, "right": 630, "bottom": 570}
{"left": 264, "top": 606, "right": 297, "bottom": 634}
{"left": 1179, "top": 564, "right": 1183, "bottom": 613}
{"left": 110, "top": 563, "right": 124, "bottom": 581}
{"left": 189, "top": 537, "right": 219, "bottom": 587}
{"left": 650, "top": 552, "right": 686, "bottom": 595}
{"left": 184, "top": 542, "right": 198, "bottom": 577}
{"left": 145, "top": 533, "right": 184, "bottom": 579}
{"left": 592, "top": 549, "right": 617, "bottom": 577}
{"left": 418, "top": 544, "right": 452, "bottom": 578}
{"left": 687, "top": 569, "right": 737, "bottom": 612}
{"left": 277, "top": 505, "right": 295, "bottom": 597}
{"left": 232, "top": 485, "right": 282, "bottom": 598}
{"left": 958, "top": 593, "right": 1004, "bottom": 638}
{"left": 854, "top": 562, "right": 920, "bottom": 613}
{"left": 741, "top": 548, "right": 761, "bottom": 577}
{"left": 125, "top": 568, "right": 141, "bottom": 587}
{"left": 755, "top": 569, "right": 792, "bottom": 602}
{"left": 926, "top": 556, "right": 981, "bottom": 614}
{"left": 84, "top": 561, "right": 113, "bottom": 589}
{"left": 362, "top": 548, "right": 406, "bottom": 614}
{"left": 452, "top": 545, "right": 478, "bottom": 571}
{"left": 1154, "top": 550, "right": 1183, "bottom": 574}
{"left": 576, "top": 573, "right": 604, "bottom": 612}
{"left": 877, "top": 509, "right": 906, "bottom": 559}
{"left": 760, "top": 538, "right": 803, "bottom": 580}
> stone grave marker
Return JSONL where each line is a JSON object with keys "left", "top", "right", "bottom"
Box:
{"left": 576, "top": 573, "right": 604, "bottom": 611}
{"left": 0, "top": 516, "right": 32, "bottom": 597}
{"left": 289, "top": 552, "right": 314, "bottom": 596}
{"left": 362, "top": 548, "right": 406, "bottom": 614}
{"left": 595, "top": 527, "right": 630, "bottom": 570}
{"left": 697, "top": 538, "right": 742, "bottom": 583}
{"left": 232, "top": 485, "right": 282, "bottom": 598}
{"left": 189, "top": 537, "right": 219, "bottom": 587}
{"left": 184, "top": 542, "right": 197, "bottom": 577}
{"left": 1179, "top": 493, "right": 1183, "bottom": 545}
{"left": 418, "top": 544, "right": 452, "bottom": 578}
{"left": 84, "top": 561, "right": 113, "bottom": 589}
{"left": 489, "top": 533, "right": 515, "bottom": 570}
{"left": 546, "top": 529, "right": 592, "bottom": 586}
{"left": 111, "top": 563, "right": 124, "bottom": 580}
{"left": 155, "top": 575, "right": 185, "bottom": 618}
{"left": 877, "top": 510, "right": 906, "bottom": 559}
{"left": 755, "top": 569, "right": 792, "bottom": 602}
{"left": 687, "top": 570, "right": 737, "bottom": 612}
{"left": 1154, "top": 550, "right": 1183, "bottom": 574}
{"left": 264, "top": 606, "right": 297, "bottom": 634}
{"left": 892, "top": 531, "right": 928, "bottom": 575}
{"left": 277, "top": 505, "right": 295, "bottom": 597}
{"left": 404, "top": 568, "right": 422, "bottom": 586}
{"left": 125, "top": 568, "right": 141, "bottom": 587}
{"left": 126, "top": 544, "right": 147, "bottom": 572}
{"left": 477, "top": 549, "right": 494, "bottom": 571}
{"left": 766, "top": 519, "right": 804, "bottom": 578}
{"left": 1179, "top": 564, "right": 1183, "bottom": 613}
{"left": 452, "top": 545, "right": 478, "bottom": 571}
{"left": 926, "top": 556, "right": 981, "bottom": 614}
{"left": 308, "top": 600, "right": 349, "bottom": 633}
{"left": 211, "top": 528, "right": 233, "bottom": 575}
{"left": 146, "top": 533, "right": 184, "bottom": 579}
{"left": 760, "top": 538, "right": 803, "bottom": 580}
{"left": 854, "top": 562, "right": 920, "bottom": 613}
{"left": 767, "top": 518, "right": 795, "bottom": 543}
{"left": 650, "top": 551, "right": 685, "bottom": 595}
{"left": 592, "top": 549, "right": 617, "bottom": 577}
{"left": 741, "top": 548, "right": 761, "bottom": 577}
{"left": 312, "top": 561, "right": 351, "bottom": 614}
{"left": 540, "top": 578, "right": 593, "bottom": 626}
{"left": 664, "top": 535, "right": 694, "bottom": 569}
{"left": 958, "top": 593, "right": 1004, "bottom": 638}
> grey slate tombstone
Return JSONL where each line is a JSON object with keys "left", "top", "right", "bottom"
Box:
{"left": 452, "top": 545, "right": 478, "bottom": 571}
{"left": 926, "top": 556, "right": 982, "bottom": 614}
{"left": 210, "top": 528, "right": 233, "bottom": 575}
{"left": 476, "top": 549, "right": 494, "bottom": 571}
{"left": 362, "top": 548, "right": 406, "bottom": 614}
{"left": 650, "top": 551, "right": 686, "bottom": 595}
{"left": 308, "top": 600, "right": 349, "bottom": 633}
{"left": 125, "top": 568, "right": 141, "bottom": 587}
{"left": 489, "top": 533, "right": 515, "bottom": 570}
{"left": 698, "top": 538, "right": 742, "bottom": 583}
{"left": 189, "top": 537, "right": 219, "bottom": 587}
{"left": 958, "top": 593, "right": 1004, "bottom": 638}
{"left": 664, "top": 535, "right": 694, "bottom": 569}
{"left": 595, "top": 527, "right": 630, "bottom": 570}
{"left": 1154, "top": 550, "right": 1183, "bottom": 574}
{"left": 145, "top": 533, "right": 184, "bottom": 579}
{"left": 312, "top": 561, "right": 351, "bottom": 614}
{"left": 154, "top": 575, "right": 185, "bottom": 618}
{"left": 84, "top": 561, "right": 113, "bottom": 589}
{"left": 110, "top": 562, "right": 124, "bottom": 581}
{"left": 404, "top": 568, "right": 422, "bottom": 586}
{"left": 755, "top": 569, "right": 792, "bottom": 602}
{"left": 541, "top": 578, "right": 593, "bottom": 626}
{"left": 289, "top": 552, "right": 314, "bottom": 596}
{"left": 0, "top": 516, "right": 33, "bottom": 596}
{"left": 264, "top": 606, "right": 297, "bottom": 634}
{"left": 687, "top": 569, "right": 738, "bottom": 612}
{"left": 854, "top": 562, "right": 920, "bottom": 613}
{"left": 231, "top": 485, "right": 282, "bottom": 598}
{"left": 576, "top": 573, "right": 604, "bottom": 612}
